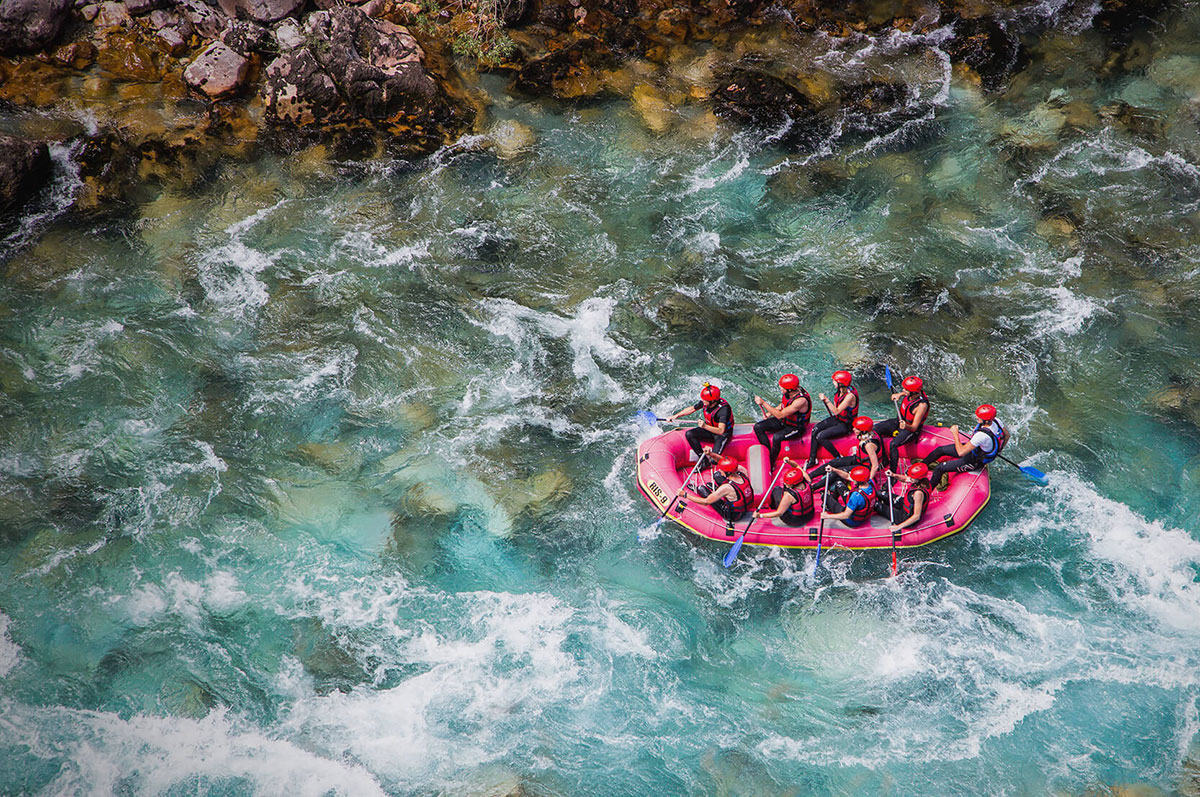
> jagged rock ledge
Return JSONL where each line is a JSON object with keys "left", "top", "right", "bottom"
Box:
{"left": 0, "top": 0, "right": 1178, "bottom": 217}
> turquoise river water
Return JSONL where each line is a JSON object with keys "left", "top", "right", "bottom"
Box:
{"left": 3, "top": 4, "right": 1200, "bottom": 795}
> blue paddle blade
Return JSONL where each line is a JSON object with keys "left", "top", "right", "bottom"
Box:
{"left": 884, "top": 364, "right": 893, "bottom": 391}
{"left": 813, "top": 542, "right": 823, "bottom": 573}
{"left": 1021, "top": 465, "right": 1049, "bottom": 485}
{"left": 636, "top": 410, "right": 659, "bottom": 426}
{"left": 722, "top": 535, "right": 745, "bottom": 568}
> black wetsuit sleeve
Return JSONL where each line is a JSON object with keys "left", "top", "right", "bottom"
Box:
{"left": 693, "top": 401, "right": 704, "bottom": 411}
{"left": 714, "top": 404, "right": 732, "bottom": 430}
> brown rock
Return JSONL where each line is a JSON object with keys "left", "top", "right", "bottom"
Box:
{"left": 94, "top": 1, "right": 132, "bottom": 27}
{"left": 155, "top": 25, "right": 188, "bottom": 56}
{"left": 184, "top": 41, "right": 249, "bottom": 99}
{"left": 47, "top": 41, "right": 98, "bottom": 69}
{"left": 0, "top": 135, "right": 52, "bottom": 216}
{"left": 96, "top": 30, "right": 160, "bottom": 82}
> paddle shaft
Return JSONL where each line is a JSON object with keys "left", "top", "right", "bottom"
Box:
{"left": 944, "top": 423, "right": 1040, "bottom": 479}
{"left": 887, "top": 472, "right": 897, "bottom": 575}
{"left": 658, "top": 456, "right": 706, "bottom": 522}
{"left": 814, "top": 469, "right": 830, "bottom": 571}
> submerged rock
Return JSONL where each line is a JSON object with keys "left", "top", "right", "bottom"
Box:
{"left": 0, "top": 0, "right": 72, "bottom": 54}
{"left": 710, "top": 59, "right": 832, "bottom": 149}
{"left": 510, "top": 37, "right": 616, "bottom": 100}
{"left": 487, "top": 119, "right": 537, "bottom": 159}
{"left": 631, "top": 83, "right": 674, "bottom": 135}
{"left": 943, "top": 14, "right": 1026, "bottom": 92}
{"left": 0, "top": 135, "right": 52, "bottom": 217}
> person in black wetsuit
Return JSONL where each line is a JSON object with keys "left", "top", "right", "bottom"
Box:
{"left": 752, "top": 373, "right": 811, "bottom": 470}
{"left": 874, "top": 375, "right": 930, "bottom": 473}
{"left": 805, "top": 370, "right": 859, "bottom": 469}
{"left": 676, "top": 455, "right": 753, "bottom": 523}
{"left": 808, "top": 415, "right": 884, "bottom": 488}
{"left": 753, "top": 459, "right": 814, "bottom": 526}
{"left": 668, "top": 383, "right": 733, "bottom": 464}
{"left": 921, "top": 404, "right": 1009, "bottom": 490}
{"left": 878, "top": 462, "right": 933, "bottom": 535}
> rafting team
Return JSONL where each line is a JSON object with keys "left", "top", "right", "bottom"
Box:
{"left": 666, "top": 370, "right": 1009, "bottom": 532}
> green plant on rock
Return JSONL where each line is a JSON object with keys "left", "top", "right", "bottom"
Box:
{"left": 413, "top": 0, "right": 516, "bottom": 66}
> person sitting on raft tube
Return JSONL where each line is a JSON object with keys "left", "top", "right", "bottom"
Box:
{"left": 808, "top": 415, "right": 883, "bottom": 488}
{"left": 667, "top": 383, "right": 733, "bottom": 464}
{"left": 874, "top": 375, "right": 930, "bottom": 473}
{"left": 752, "top": 374, "right": 811, "bottom": 470}
{"left": 820, "top": 465, "right": 876, "bottom": 529}
{"left": 921, "top": 404, "right": 1009, "bottom": 490}
{"left": 753, "top": 458, "right": 814, "bottom": 527}
{"left": 805, "top": 370, "right": 859, "bottom": 469}
{"left": 879, "top": 462, "right": 933, "bottom": 536}
{"left": 676, "top": 455, "right": 753, "bottom": 523}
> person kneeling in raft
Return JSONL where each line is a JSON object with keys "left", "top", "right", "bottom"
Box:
{"left": 808, "top": 415, "right": 884, "bottom": 489}
{"left": 806, "top": 370, "right": 859, "bottom": 469}
{"left": 676, "top": 455, "right": 754, "bottom": 523}
{"left": 753, "top": 459, "right": 814, "bottom": 526}
{"left": 666, "top": 383, "right": 733, "bottom": 466}
{"left": 752, "top": 374, "right": 811, "bottom": 471}
{"left": 921, "top": 404, "right": 1009, "bottom": 490}
{"left": 879, "top": 462, "right": 933, "bottom": 535}
{"left": 820, "top": 465, "right": 875, "bottom": 529}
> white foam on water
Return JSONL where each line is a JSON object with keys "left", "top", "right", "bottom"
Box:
{"left": 0, "top": 612, "right": 20, "bottom": 678}
{"left": 1, "top": 701, "right": 386, "bottom": 797}
{"left": 473, "top": 296, "right": 648, "bottom": 402}
{"left": 1026, "top": 284, "right": 1108, "bottom": 337}
{"left": 1043, "top": 472, "right": 1200, "bottom": 630}
{"left": 196, "top": 200, "right": 288, "bottom": 321}
{"left": 684, "top": 150, "right": 750, "bottom": 195}
{"left": 277, "top": 589, "right": 581, "bottom": 787}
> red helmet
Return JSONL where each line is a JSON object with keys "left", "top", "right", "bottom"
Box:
{"left": 715, "top": 456, "right": 738, "bottom": 474}
{"left": 907, "top": 462, "right": 930, "bottom": 480}
{"left": 782, "top": 468, "right": 804, "bottom": 486}
{"left": 779, "top": 373, "right": 799, "bottom": 391}
{"left": 976, "top": 404, "right": 996, "bottom": 421}
{"left": 852, "top": 416, "right": 874, "bottom": 433}
{"left": 902, "top": 376, "right": 923, "bottom": 393}
{"left": 832, "top": 370, "right": 852, "bottom": 386}
{"left": 700, "top": 384, "right": 721, "bottom": 402}
{"left": 850, "top": 465, "right": 871, "bottom": 483}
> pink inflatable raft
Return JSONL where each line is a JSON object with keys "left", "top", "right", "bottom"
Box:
{"left": 636, "top": 423, "right": 990, "bottom": 550}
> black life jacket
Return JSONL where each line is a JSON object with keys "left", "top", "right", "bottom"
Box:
{"left": 852, "top": 431, "right": 883, "bottom": 468}
{"left": 901, "top": 481, "right": 930, "bottom": 518}
{"left": 845, "top": 482, "right": 874, "bottom": 525}
{"left": 834, "top": 385, "right": 859, "bottom": 424}
{"left": 725, "top": 473, "right": 753, "bottom": 513}
{"left": 900, "top": 390, "right": 929, "bottom": 429}
{"left": 970, "top": 420, "right": 1008, "bottom": 464}
{"left": 772, "top": 482, "right": 811, "bottom": 520}
{"left": 781, "top": 388, "right": 811, "bottom": 429}
{"left": 703, "top": 399, "right": 732, "bottom": 432}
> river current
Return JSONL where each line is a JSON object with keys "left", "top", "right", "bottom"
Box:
{"left": 2, "top": 4, "right": 1200, "bottom": 795}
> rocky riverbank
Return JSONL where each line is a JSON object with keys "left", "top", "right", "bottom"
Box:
{"left": 0, "top": 0, "right": 1180, "bottom": 219}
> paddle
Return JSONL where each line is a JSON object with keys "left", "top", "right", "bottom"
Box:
{"left": 939, "top": 422, "right": 1048, "bottom": 485}
{"left": 887, "top": 471, "right": 897, "bottom": 575}
{"left": 636, "top": 410, "right": 683, "bottom": 427}
{"left": 722, "top": 460, "right": 787, "bottom": 568}
{"left": 884, "top": 365, "right": 901, "bottom": 423}
{"left": 813, "top": 469, "right": 830, "bottom": 573}
{"left": 653, "top": 455, "right": 706, "bottom": 529}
